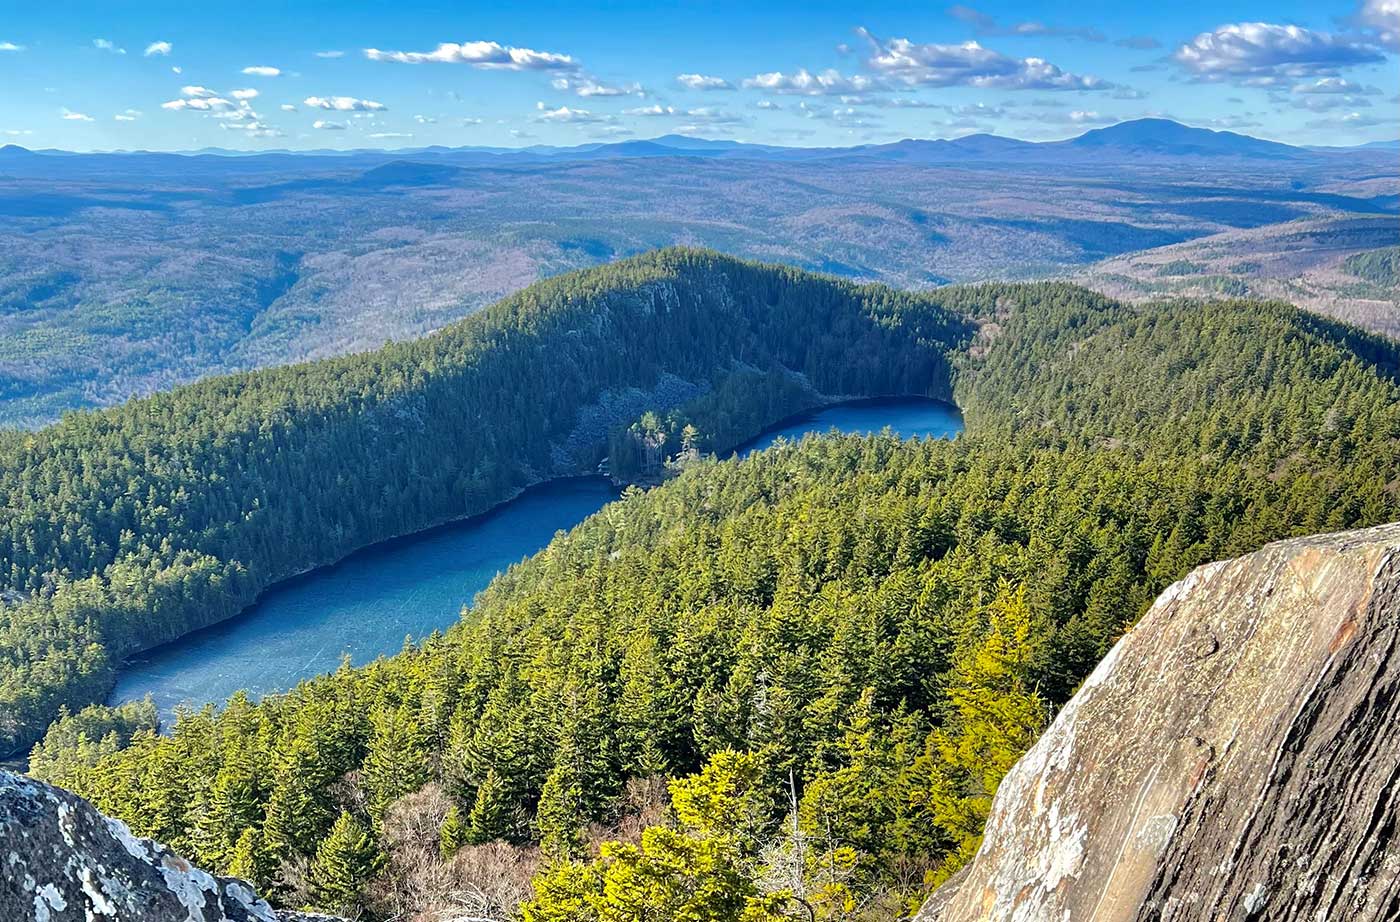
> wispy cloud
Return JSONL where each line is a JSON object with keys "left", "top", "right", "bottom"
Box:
{"left": 534, "top": 102, "right": 614, "bottom": 123}
{"left": 242, "top": 65, "right": 281, "bottom": 77}
{"left": 1115, "top": 36, "right": 1162, "bottom": 50}
{"left": 1173, "top": 22, "right": 1384, "bottom": 84}
{"left": 315, "top": 50, "right": 345, "bottom": 59}
{"left": 60, "top": 108, "right": 94, "bottom": 121}
{"left": 551, "top": 76, "right": 644, "bottom": 97}
{"left": 369, "top": 131, "right": 412, "bottom": 139}
{"left": 92, "top": 38, "right": 126, "bottom": 55}
{"left": 0, "top": 41, "right": 25, "bottom": 52}
{"left": 163, "top": 97, "right": 235, "bottom": 111}
{"left": 366, "top": 40, "right": 579, "bottom": 71}
{"left": 313, "top": 119, "right": 347, "bottom": 130}
{"left": 304, "top": 95, "right": 387, "bottom": 111}
{"left": 231, "top": 88, "right": 259, "bottom": 100}
{"left": 143, "top": 41, "right": 172, "bottom": 57}
{"left": 947, "top": 5, "right": 1106, "bottom": 42}
{"left": 676, "top": 73, "right": 734, "bottom": 90}
{"left": 743, "top": 68, "right": 879, "bottom": 95}
{"left": 114, "top": 109, "right": 141, "bottom": 121}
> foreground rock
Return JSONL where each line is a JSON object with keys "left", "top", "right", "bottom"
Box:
{"left": 921, "top": 522, "right": 1400, "bottom": 921}
{"left": 1, "top": 770, "right": 338, "bottom": 922}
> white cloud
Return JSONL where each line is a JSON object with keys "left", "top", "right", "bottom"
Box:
{"left": 313, "top": 119, "right": 347, "bottom": 130}
{"left": 315, "top": 50, "right": 345, "bottom": 58}
{"left": 413, "top": 114, "right": 437, "bottom": 123}
{"left": 552, "top": 76, "right": 644, "bottom": 97}
{"left": 676, "top": 73, "right": 734, "bottom": 90}
{"left": 114, "top": 109, "right": 141, "bottom": 121}
{"left": 221, "top": 118, "right": 280, "bottom": 137}
{"left": 742, "top": 68, "right": 879, "bottom": 95}
{"left": 181, "top": 86, "right": 217, "bottom": 97}
{"left": 93, "top": 38, "right": 126, "bottom": 55}
{"left": 144, "top": 41, "right": 172, "bottom": 57}
{"left": 162, "top": 97, "right": 235, "bottom": 111}
{"left": 171, "top": 66, "right": 182, "bottom": 74}
{"left": 242, "top": 65, "right": 281, "bottom": 76}
{"left": 60, "top": 108, "right": 94, "bottom": 121}
{"left": 369, "top": 131, "right": 413, "bottom": 138}
{"left": 857, "top": 28, "right": 1111, "bottom": 90}
{"left": 0, "top": 41, "right": 25, "bottom": 52}
{"left": 1354, "top": 0, "right": 1400, "bottom": 50}
{"left": 625, "top": 104, "right": 676, "bottom": 116}
{"left": 304, "top": 95, "right": 387, "bottom": 111}
{"left": 280, "top": 104, "right": 297, "bottom": 112}
{"left": 231, "top": 88, "right": 259, "bottom": 100}
{"left": 534, "top": 102, "right": 613, "bottom": 123}
{"left": 1293, "top": 77, "right": 1376, "bottom": 94}
{"left": 754, "top": 100, "right": 782, "bottom": 110}
{"left": 365, "top": 40, "right": 579, "bottom": 71}
{"left": 3, "top": 129, "right": 34, "bottom": 136}
{"left": 1173, "top": 22, "right": 1384, "bottom": 83}
{"left": 679, "top": 106, "right": 742, "bottom": 125}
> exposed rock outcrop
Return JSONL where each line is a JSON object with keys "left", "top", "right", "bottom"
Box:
{"left": 1, "top": 770, "right": 338, "bottom": 922}
{"left": 920, "top": 522, "right": 1400, "bottom": 921}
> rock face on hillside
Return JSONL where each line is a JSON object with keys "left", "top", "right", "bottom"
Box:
{"left": 0, "top": 770, "right": 338, "bottom": 922}
{"left": 920, "top": 522, "right": 1400, "bottom": 921}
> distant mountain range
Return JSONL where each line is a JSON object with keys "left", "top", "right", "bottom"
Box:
{"left": 1, "top": 119, "right": 1392, "bottom": 171}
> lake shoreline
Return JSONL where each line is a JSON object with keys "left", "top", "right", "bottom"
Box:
{"left": 109, "top": 396, "right": 963, "bottom": 721}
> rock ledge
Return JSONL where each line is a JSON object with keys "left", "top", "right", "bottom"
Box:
{"left": 921, "top": 522, "right": 1400, "bottom": 921}
{"left": 1, "top": 769, "right": 337, "bottom": 922}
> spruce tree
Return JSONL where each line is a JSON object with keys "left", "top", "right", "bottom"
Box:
{"left": 226, "top": 827, "right": 274, "bottom": 891}
{"left": 466, "top": 767, "right": 514, "bottom": 844}
{"left": 308, "top": 811, "right": 385, "bottom": 917}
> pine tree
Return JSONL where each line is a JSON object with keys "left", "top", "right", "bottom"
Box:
{"left": 362, "top": 704, "right": 431, "bottom": 822}
{"left": 439, "top": 803, "right": 470, "bottom": 859}
{"left": 226, "top": 827, "right": 274, "bottom": 891}
{"left": 308, "top": 811, "right": 385, "bottom": 917}
{"left": 466, "top": 767, "right": 515, "bottom": 844}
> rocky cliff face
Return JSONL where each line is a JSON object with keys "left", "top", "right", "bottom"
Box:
{"left": 920, "top": 522, "right": 1400, "bottom": 921}
{"left": 0, "top": 770, "right": 337, "bottom": 922}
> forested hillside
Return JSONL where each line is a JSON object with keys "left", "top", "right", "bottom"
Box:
{"left": 29, "top": 273, "right": 1400, "bottom": 920}
{"left": 0, "top": 249, "right": 975, "bottom": 756}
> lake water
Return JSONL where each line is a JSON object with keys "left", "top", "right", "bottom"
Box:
{"left": 109, "top": 397, "right": 962, "bottom": 721}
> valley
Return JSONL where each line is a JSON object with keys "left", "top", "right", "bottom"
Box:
{"left": 13, "top": 249, "right": 1400, "bottom": 920}
{"left": 1, "top": 121, "right": 1395, "bottom": 426}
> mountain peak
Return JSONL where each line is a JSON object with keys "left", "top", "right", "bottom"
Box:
{"left": 1065, "top": 118, "right": 1301, "bottom": 158}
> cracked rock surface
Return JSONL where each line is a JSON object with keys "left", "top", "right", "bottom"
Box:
{"left": 1, "top": 770, "right": 339, "bottom": 922}
{"left": 920, "top": 522, "right": 1400, "bottom": 921}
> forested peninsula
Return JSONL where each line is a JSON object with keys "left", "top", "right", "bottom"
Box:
{"left": 18, "top": 249, "right": 1400, "bottom": 918}
{"left": 0, "top": 249, "right": 978, "bottom": 756}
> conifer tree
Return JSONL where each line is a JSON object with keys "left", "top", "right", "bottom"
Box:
{"left": 439, "top": 803, "right": 470, "bottom": 859}
{"left": 466, "top": 767, "right": 515, "bottom": 844}
{"left": 308, "top": 811, "right": 385, "bottom": 917}
{"left": 362, "top": 704, "right": 431, "bottom": 822}
{"left": 227, "top": 827, "right": 274, "bottom": 892}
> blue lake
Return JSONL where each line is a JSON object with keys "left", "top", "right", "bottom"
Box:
{"left": 110, "top": 397, "right": 962, "bottom": 721}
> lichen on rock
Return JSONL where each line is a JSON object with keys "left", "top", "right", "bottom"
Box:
{"left": 0, "top": 770, "right": 336, "bottom": 922}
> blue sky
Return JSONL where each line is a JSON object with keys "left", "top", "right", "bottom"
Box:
{"left": 0, "top": 0, "right": 1395, "bottom": 151}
